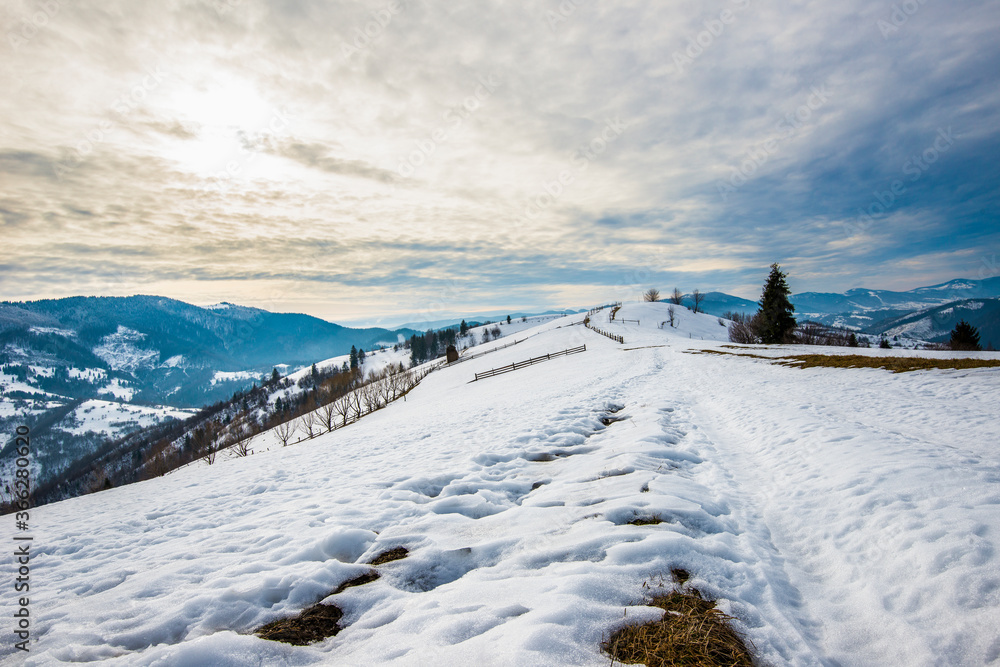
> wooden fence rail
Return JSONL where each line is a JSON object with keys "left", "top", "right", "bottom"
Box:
{"left": 473, "top": 345, "right": 587, "bottom": 381}
{"left": 450, "top": 337, "right": 525, "bottom": 366}
{"left": 584, "top": 319, "right": 625, "bottom": 344}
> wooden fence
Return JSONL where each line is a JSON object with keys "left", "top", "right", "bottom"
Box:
{"left": 586, "top": 325, "right": 624, "bottom": 344}
{"left": 588, "top": 301, "right": 621, "bottom": 315}
{"left": 473, "top": 345, "right": 586, "bottom": 381}
{"left": 450, "top": 337, "right": 525, "bottom": 365}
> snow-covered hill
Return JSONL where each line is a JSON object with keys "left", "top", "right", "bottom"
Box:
{"left": 7, "top": 303, "right": 999, "bottom": 665}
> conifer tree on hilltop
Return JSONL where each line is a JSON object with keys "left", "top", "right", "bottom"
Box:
{"left": 949, "top": 320, "right": 982, "bottom": 351}
{"left": 757, "top": 263, "right": 796, "bottom": 344}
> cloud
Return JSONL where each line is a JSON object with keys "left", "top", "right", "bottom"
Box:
{"left": 271, "top": 141, "right": 400, "bottom": 183}
{"left": 0, "top": 0, "right": 997, "bottom": 321}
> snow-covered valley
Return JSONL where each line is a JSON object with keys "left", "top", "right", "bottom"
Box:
{"left": 5, "top": 304, "right": 999, "bottom": 665}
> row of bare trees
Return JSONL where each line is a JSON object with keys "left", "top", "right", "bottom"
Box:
{"left": 644, "top": 288, "right": 706, "bottom": 313}
{"left": 271, "top": 364, "right": 431, "bottom": 447}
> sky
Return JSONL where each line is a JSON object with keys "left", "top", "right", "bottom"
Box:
{"left": 1, "top": 0, "right": 998, "bottom": 327}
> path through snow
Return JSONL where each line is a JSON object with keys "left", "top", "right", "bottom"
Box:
{"left": 4, "top": 305, "right": 998, "bottom": 665}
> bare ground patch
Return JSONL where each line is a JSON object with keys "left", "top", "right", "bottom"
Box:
{"left": 256, "top": 603, "right": 344, "bottom": 646}
{"left": 688, "top": 349, "right": 1000, "bottom": 373}
{"left": 603, "top": 575, "right": 755, "bottom": 667}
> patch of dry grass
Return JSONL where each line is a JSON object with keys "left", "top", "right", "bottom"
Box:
{"left": 331, "top": 570, "right": 380, "bottom": 594}
{"left": 778, "top": 354, "right": 1000, "bottom": 372}
{"left": 256, "top": 603, "right": 343, "bottom": 645}
{"left": 603, "top": 586, "right": 755, "bottom": 667}
{"left": 627, "top": 515, "right": 664, "bottom": 526}
{"left": 688, "top": 349, "right": 1000, "bottom": 373}
{"left": 367, "top": 546, "right": 409, "bottom": 565}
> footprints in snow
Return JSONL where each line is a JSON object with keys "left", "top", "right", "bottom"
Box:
{"left": 257, "top": 402, "right": 712, "bottom": 650}
{"left": 384, "top": 403, "right": 634, "bottom": 520}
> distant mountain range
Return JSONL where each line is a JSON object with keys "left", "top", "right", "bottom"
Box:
{"left": 677, "top": 277, "right": 1000, "bottom": 347}
{"left": 0, "top": 295, "right": 418, "bottom": 407}
{"left": 0, "top": 295, "right": 426, "bottom": 493}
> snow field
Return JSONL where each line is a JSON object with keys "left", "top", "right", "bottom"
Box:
{"left": 65, "top": 400, "right": 196, "bottom": 437}
{"left": 7, "top": 302, "right": 998, "bottom": 665}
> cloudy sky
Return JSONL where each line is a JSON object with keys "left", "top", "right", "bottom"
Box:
{"left": 2, "top": 0, "right": 998, "bottom": 326}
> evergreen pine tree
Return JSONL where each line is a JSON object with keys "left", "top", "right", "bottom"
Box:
{"left": 756, "top": 263, "right": 796, "bottom": 344}
{"left": 949, "top": 320, "right": 982, "bottom": 351}
{"left": 350, "top": 345, "right": 358, "bottom": 369}
{"left": 847, "top": 332, "right": 858, "bottom": 347}
{"left": 879, "top": 338, "right": 891, "bottom": 349}
{"left": 460, "top": 319, "right": 469, "bottom": 336}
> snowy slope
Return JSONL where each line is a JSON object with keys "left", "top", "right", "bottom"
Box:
{"left": 7, "top": 305, "right": 1000, "bottom": 665}
{"left": 62, "top": 400, "right": 197, "bottom": 437}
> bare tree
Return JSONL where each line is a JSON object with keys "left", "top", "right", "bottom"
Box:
{"left": 361, "top": 382, "right": 382, "bottom": 414}
{"left": 333, "top": 393, "right": 353, "bottom": 427}
{"left": 349, "top": 389, "right": 364, "bottom": 421}
{"left": 319, "top": 402, "right": 337, "bottom": 432}
{"left": 275, "top": 420, "right": 296, "bottom": 447}
{"left": 669, "top": 288, "right": 684, "bottom": 305}
{"left": 376, "top": 373, "right": 394, "bottom": 405}
{"left": 232, "top": 429, "right": 255, "bottom": 457}
{"left": 667, "top": 305, "right": 676, "bottom": 327}
{"left": 691, "top": 289, "right": 705, "bottom": 314}
{"left": 301, "top": 412, "right": 319, "bottom": 439}
{"left": 643, "top": 288, "right": 660, "bottom": 302}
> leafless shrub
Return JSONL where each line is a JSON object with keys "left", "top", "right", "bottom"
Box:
{"left": 667, "top": 305, "right": 676, "bottom": 327}
{"left": 644, "top": 288, "right": 660, "bottom": 302}
{"left": 727, "top": 312, "right": 761, "bottom": 344}
{"left": 796, "top": 321, "right": 853, "bottom": 347}
{"left": 669, "top": 288, "right": 684, "bottom": 305}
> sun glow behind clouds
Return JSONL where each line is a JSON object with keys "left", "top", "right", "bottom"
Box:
{"left": 156, "top": 77, "right": 292, "bottom": 183}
